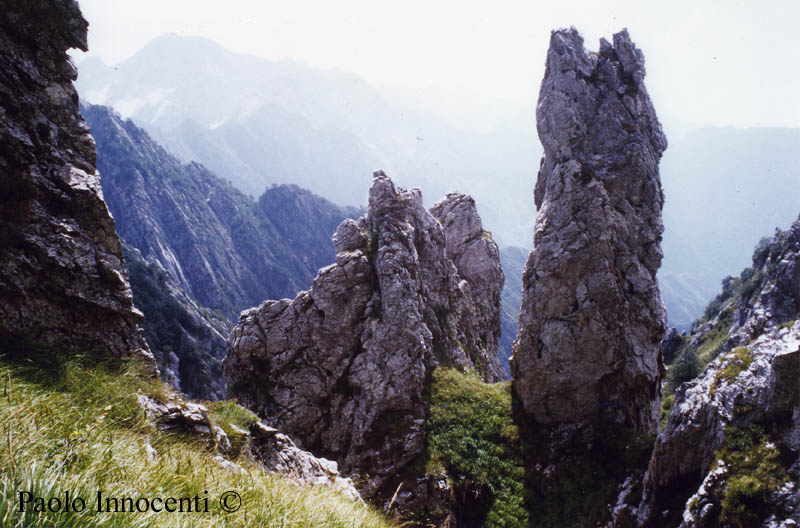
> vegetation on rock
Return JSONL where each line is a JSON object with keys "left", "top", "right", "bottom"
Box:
{"left": 717, "top": 425, "right": 789, "bottom": 527}
{"left": 426, "top": 368, "right": 528, "bottom": 527}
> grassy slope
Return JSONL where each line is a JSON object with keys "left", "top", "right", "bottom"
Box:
{"left": 0, "top": 346, "right": 393, "bottom": 528}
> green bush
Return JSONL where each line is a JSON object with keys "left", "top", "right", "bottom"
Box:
{"left": 427, "top": 368, "right": 528, "bottom": 527}
{"left": 719, "top": 347, "right": 753, "bottom": 384}
{"left": 668, "top": 348, "right": 700, "bottom": 392}
{"left": 717, "top": 425, "right": 788, "bottom": 527}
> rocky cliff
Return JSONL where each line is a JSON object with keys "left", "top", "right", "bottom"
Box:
{"left": 621, "top": 217, "right": 800, "bottom": 527}
{"left": 83, "top": 104, "right": 359, "bottom": 398}
{"left": 224, "top": 172, "right": 505, "bottom": 498}
{"left": 0, "top": 1, "right": 152, "bottom": 366}
{"left": 511, "top": 28, "right": 667, "bottom": 435}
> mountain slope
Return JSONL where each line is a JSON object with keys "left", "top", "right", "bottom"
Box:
{"left": 74, "top": 34, "right": 539, "bottom": 250}
{"left": 620, "top": 216, "right": 800, "bottom": 527}
{"left": 498, "top": 245, "right": 527, "bottom": 372}
{"left": 83, "top": 104, "right": 358, "bottom": 397}
{"left": 659, "top": 126, "right": 800, "bottom": 328}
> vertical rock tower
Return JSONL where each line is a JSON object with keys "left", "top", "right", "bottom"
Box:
{"left": 511, "top": 28, "right": 667, "bottom": 434}
{"left": 0, "top": 1, "right": 153, "bottom": 365}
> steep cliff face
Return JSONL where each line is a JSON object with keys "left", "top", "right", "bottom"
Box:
{"left": 224, "top": 172, "right": 505, "bottom": 496}
{"left": 631, "top": 323, "right": 800, "bottom": 527}
{"left": 511, "top": 28, "right": 667, "bottom": 434}
{"left": 121, "top": 244, "right": 230, "bottom": 399}
{"left": 624, "top": 217, "right": 800, "bottom": 527}
{"left": 83, "top": 104, "right": 359, "bottom": 398}
{"left": 0, "top": 1, "right": 152, "bottom": 365}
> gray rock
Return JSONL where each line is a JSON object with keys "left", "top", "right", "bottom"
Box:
{"left": 137, "top": 394, "right": 231, "bottom": 453}
{"left": 511, "top": 27, "right": 667, "bottom": 434}
{"left": 248, "top": 426, "right": 362, "bottom": 502}
{"left": 224, "top": 171, "right": 505, "bottom": 496}
{"left": 0, "top": 1, "right": 155, "bottom": 369}
{"left": 430, "top": 193, "right": 506, "bottom": 381}
{"left": 636, "top": 321, "right": 800, "bottom": 526}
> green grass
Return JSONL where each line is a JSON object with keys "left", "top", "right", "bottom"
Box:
{"left": 696, "top": 307, "right": 733, "bottom": 366}
{"left": 716, "top": 425, "right": 788, "bottom": 527}
{"left": 0, "top": 346, "right": 394, "bottom": 528}
{"left": 660, "top": 393, "right": 675, "bottom": 430}
{"left": 709, "top": 346, "right": 754, "bottom": 398}
{"left": 718, "top": 347, "right": 754, "bottom": 384}
{"left": 205, "top": 400, "right": 258, "bottom": 458}
{"left": 427, "top": 368, "right": 528, "bottom": 527}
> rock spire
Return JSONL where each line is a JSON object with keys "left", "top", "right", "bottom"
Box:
{"left": 511, "top": 28, "right": 667, "bottom": 434}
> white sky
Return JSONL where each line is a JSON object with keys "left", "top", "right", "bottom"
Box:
{"left": 73, "top": 0, "right": 800, "bottom": 128}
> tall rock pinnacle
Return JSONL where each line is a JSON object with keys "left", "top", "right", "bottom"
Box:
{"left": 511, "top": 28, "right": 667, "bottom": 435}
{"left": 224, "top": 172, "right": 505, "bottom": 495}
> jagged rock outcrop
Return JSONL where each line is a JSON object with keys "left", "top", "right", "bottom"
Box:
{"left": 630, "top": 321, "right": 800, "bottom": 527}
{"left": 0, "top": 1, "right": 153, "bottom": 367}
{"left": 224, "top": 172, "right": 505, "bottom": 496}
{"left": 430, "top": 193, "right": 506, "bottom": 380}
{"left": 617, "top": 217, "right": 800, "bottom": 527}
{"left": 83, "top": 104, "right": 359, "bottom": 398}
{"left": 138, "top": 394, "right": 361, "bottom": 500}
{"left": 511, "top": 28, "right": 667, "bottom": 434}
{"left": 248, "top": 423, "right": 362, "bottom": 502}
{"left": 690, "top": 217, "right": 800, "bottom": 359}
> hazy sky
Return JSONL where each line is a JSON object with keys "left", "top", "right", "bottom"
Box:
{"left": 73, "top": 0, "right": 800, "bottom": 128}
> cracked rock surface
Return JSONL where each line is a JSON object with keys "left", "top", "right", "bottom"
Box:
{"left": 511, "top": 28, "right": 667, "bottom": 434}
{"left": 633, "top": 321, "right": 800, "bottom": 527}
{"left": 0, "top": 1, "right": 154, "bottom": 367}
{"left": 224, "top": 172, "right": 504, "bottom": 495}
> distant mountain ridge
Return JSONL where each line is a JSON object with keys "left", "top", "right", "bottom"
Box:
{"left": 76, "top": 34, "right": 800, "bottom": 331}
{"left": 84, "top": 103, "right": 358, "bottom": 398}
{"left": 75, "top": 33, "right": 540, "bottom": 249}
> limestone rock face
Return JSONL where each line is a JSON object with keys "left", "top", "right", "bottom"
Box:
{"left": 0, "top": 1, "right": 153, "bottom": 365}
{"left": 511, "top": 28, "right": 667, "bottom": 434}
{"left": 248, "top": 424, "right": 362, "bottom": 502}
{"left": 224, "top": 172, "right": 504, "bottom": 495}
{"left": 430, "top": 193, "right": 506, "bottom": 381}
{"left": 612, "top": 217, "right": 800, "bottom": 527}
{"left": 633, "top": 322, "right": 800, "bottom": 527}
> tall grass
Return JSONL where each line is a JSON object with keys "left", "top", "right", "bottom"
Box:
{"left": 0, "top": 350, "right": 393, "bottom": 528}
